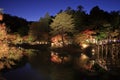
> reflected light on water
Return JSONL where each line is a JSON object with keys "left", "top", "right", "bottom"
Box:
{"left": 51, "top": 51, "right": 62, "bottom": 63}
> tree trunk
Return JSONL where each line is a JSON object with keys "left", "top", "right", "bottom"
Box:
{"left": 97, "top": 44, "right": 100, "bottom": 59}
{"left": 61, "top": 34, "right": 65, "bottom": 47}
{"left": 101, "top": 42, "right": 104, "bottom": 59}
{"left": 61, "top": 27, "right": 65, "bottom": 47}
{"left": 105, "top": 44, "right": 108, "bottom": 60}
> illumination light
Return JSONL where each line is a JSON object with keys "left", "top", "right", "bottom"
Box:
{"left": 113, "top": 39, "right": 116, "bottom": 42}
{"left": 92, "top": 49, "right": 95, "bottom": 52}
{"left": 81, "top": 53, "right": 88, "bottom": 60}
{"left": 81, "top": 44, "right": 89, "bottom": 48}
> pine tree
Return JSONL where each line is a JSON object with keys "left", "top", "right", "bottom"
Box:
{"left": 50, "top": 12, "right": 75, "bottom": 46}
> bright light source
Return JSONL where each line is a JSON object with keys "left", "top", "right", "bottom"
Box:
{"left": 113, "top": 39, "right": 116, "bottom": 42}
{"left": 81, "top": 53, "right": 88, "bottom": 60}
{"left": 81, "top": 43, "right": 89, "bottom": 48}
{"left": 86, "top": 39, "right": 89, "bottom": 42}
{"left": 92, "top": 49, "right": 95, "bottom": 52}
{"left": 92, "top": 49, "right": 95, "bottom": 55}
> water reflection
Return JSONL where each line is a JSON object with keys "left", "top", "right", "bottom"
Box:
{"left": 3, "top": 63, "right": 75, "bottom": 80}
{"left": 50, "top": 51, "right": 72, "bottom": 64}
{"left": 1, "top": 49, "right": 120, "bottom": 80}
{"left": 2, "top": 50, "right": 76, "bottom": 80}
{"left": 28, "top": 50, "right": 75, "bottom": 80}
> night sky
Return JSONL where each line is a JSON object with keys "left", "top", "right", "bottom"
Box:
{"left": 0, "top": 0, "right": 120, "bottom": 21}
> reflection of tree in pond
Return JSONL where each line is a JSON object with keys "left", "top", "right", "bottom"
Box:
{"left": 50, "top": 66, "right": 75, "bottom": 80}
{"left": 50, "top": 51, "right": 72, "bottom": 64}
{"left": 28, "top": 50, "right": 51, "bottom": 78}
{"left": 28, "top": 50, "right": 76, "bottom": 80}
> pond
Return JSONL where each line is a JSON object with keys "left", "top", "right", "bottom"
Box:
{"left": 1, "top": 50, "right": 76, "bottom": 80}
{"left": 0, "top": 49, "right": 120, "bottom": 80}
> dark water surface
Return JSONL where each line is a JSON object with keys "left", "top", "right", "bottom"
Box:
{"left": 2, "top": 62, "right": 120, "bottom": 80}
{"left": 1, "top": 50, "right": 120, "bottom": 80}
{"left": 3, "top": 63, "right": 47, "bottom": 80}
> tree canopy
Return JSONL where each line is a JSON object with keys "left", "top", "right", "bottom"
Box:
{"left": 50, "top": 12, "right": 75, "bottom": 36}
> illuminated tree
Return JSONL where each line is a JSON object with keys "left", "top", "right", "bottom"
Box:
{"left": 0, "top": 11, "right": 25, "bottom": 70}
{"left": 0, "top": 8, "right": 3, "bottom": 21}
{"left": 96, "top": 31, "right": 107, "bottom": 40}
{"left": 50, "top": 12, "right": 75, "bottom": 46}
{"left": 74, "top": 33, "right": 88, "bottom": 45}
{"left": 74, "top": 30, "right": 96, "bottom": 45}
{"left": 0, "top": 23, "right": 24, "bottom": 59}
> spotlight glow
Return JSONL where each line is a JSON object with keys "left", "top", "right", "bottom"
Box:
{"left": 81, "top": 44, "right": 89, "bottom": 48}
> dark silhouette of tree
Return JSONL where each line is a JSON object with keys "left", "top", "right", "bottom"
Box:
{"left": 74, "top": 5, "right": 87, "bottom": 31}
{"left": 110, "top": 11, "right": 120, "bottom": 30}
{"left": 77, "top": 5, "right": 84, "bottom": 12}
{"left": 90, "top": 6, "right": 104, "bottom": 21}
{"left": 39, "top": 12, "right": 52, "bottom": 32}
{"left": 3, "top": 14, "right": 29, "bottom": 36}
{"left": 29, "top": 22, "right": 50, "bottom": 41}
{"left": 65, "top": 5, "right": 88, "bottom": 32}
{"left": 89, "top": 6, "right": 111, "bottom": 31}
{"left": 65, "top": 6, "right": 75, "bottom": 14}
{"left": 29, "top": 13, "right": 52, "bottom": 41}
